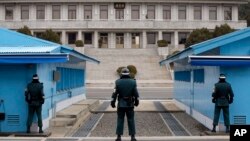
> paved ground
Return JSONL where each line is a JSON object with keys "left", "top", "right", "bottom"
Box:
{"left": 86, "top": 87, "right": 173, "bottom": 100}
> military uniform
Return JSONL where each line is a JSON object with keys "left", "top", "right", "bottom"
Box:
{"left": 25, "top": 75, "right": 44, "bottom": 133}
{"left": 212, "top": 74, "right": 234, "bottom": 132}
{"left": 111, "top": 70, "right": 139, "bottom": 141}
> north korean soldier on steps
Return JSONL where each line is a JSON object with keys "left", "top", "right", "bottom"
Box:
{"left": 25, "top": 74, "right": 45, "bottom": 133}
{"left": 212, "top": 74, "right": 234, "bottom": 133}
{"left": 111, "top": 67, "right": 140, "bottom": 141}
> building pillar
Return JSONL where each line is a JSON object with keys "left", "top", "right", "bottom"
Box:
{"left": 124, "top": 33, "right": 130, "bottom": 48}
{"left": 30, "top": 4, "right": 36, "bottom": 21}
{"left": 202, "top": 5, "right": 209, "bottom": 21}
{"left": 0, "top": 5, "right": 4, "bottom": 20}
{"left": 158, "top": 31, "right": 163, "bottom": 40}
{"left": 110, "top": 33, "right": 116, "bottom": 48}
{"left": 78, "top": 5, "right": 83, "bottom": 20}
{"left": 94, "top": 31, "right": 98, "bottom": 48}
{"left": 174, "top": 31, "right": 179, "bottom": 48}
{"left": 62, "top": 4, "right": 67, "bottom": 20}
{"left": 217, "top": 5, "right": 223, "bottom": 21}
{"left": 142, "top": 31, "right": 147, "bottom": 48}
{"left": 172, "top": 4, "right": 178, "bottom": 21}
{"left": 77, "top": 30, "right": 82, "bottom": 41}
{"left": 46, "top": 4, "right": 52, "bottom": 20}
{"left": 232, "top": 6, "right": 238, "bottom": 21}
{"left": 62, "top": 30, "right": 67, "bottom": 45}
{"left": 187, "top": 4, "right": 193, "bottom": 21}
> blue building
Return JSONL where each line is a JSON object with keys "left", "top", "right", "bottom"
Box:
{"left": 0, "top": 28, "right": 99, "bottom": 132}
{"left": 160, "top": 27, "right": 250, "bottom": 131}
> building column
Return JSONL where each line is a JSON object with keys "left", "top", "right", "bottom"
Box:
{"left": 174, "top": 31, "right": 179, "bottom": 48}
{"left": 124, "top": 33, "right": 130, "bottom": 48}
{"left": 232, "top": 6, "right": 238, "bottom": 21}
{"left": 142, "top": 31, "right": 147, "bottom": 48}
{"left": 46, "top": 4, "right": 52, "bottom": 20}
{"left": 110, "top": 33, "right": 116, "bottom": 48}
{"left": 158, "top": 31, "right": 163, "bottom": 40}
{"left": 217, "top": 5, "right": 223, "bottom": 21}
{"left": 62, "top": 30, "right": 67, "bottom": 45}
{"left": 77, "top": 30, "right": 82, "bottom": 41}
{"left": 0, "top": 5, "right": 4, "bottom": 20}
{"left": 202, "top": 5, "right": 209, "bottom": 21}
{"left": 30, "top": 4, "right": 36, "bottom": 21}
{"left": 94, "top": 31, "right": 98, "bottom": 48}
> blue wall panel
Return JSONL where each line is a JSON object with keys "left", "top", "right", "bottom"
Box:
{"left": 0, "top": 65, "right": 36, "bottom": 132}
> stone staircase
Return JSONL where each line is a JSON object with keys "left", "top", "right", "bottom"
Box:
{"left": 84, "top": 48, "right": 172, "bottom": 87}
{"left": 48, "top": 99, "right": 99, "bottom": 137}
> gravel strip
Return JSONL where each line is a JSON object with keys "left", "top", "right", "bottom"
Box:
{"left": 90, "top": 113, "right": 172, "bottom": 137}
{"left": 172, "top": 112, "right": 209, "bottom": 135}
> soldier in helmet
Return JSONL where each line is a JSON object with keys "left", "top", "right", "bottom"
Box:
{"left": 212, "top": 74, "right": 234, "bottom": 133}
{"left": 25, "top": 74, "right": 45, "bottom": 133}
{"left": 111, "top": 67, "right": 140, "bottom": 141}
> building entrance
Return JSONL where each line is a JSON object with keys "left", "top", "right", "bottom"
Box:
{"left": 116, "top": 33, "right": 124, "bottom": 48}
{"left": 132, "top": 33, "right": 140, "bottom": 48}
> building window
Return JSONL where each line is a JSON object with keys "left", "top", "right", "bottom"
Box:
{"left": 100, "top": 5, "right": 108, "bottom": 19}
{"left": 21, "top": 5, "right": 29, "bottom": 20}
{"left": 147, "top": 32, "right": 156, "bottom": 44}
{"left": 68, "top": 32, "right": 77, "bottom": 44}
{"left": 68, "top": 5, "right": 76, "bottom": 19}
{"left": 52, "top": 5, "right": 61, "bottom": 19}
{"left": 194, "top": 69, "right": 204, "bottom": 83}
{"left": 174, "top": 71, "right": 191, "bottom": 82}
{"left": 131, "top": 5, "right": 140, "bottom": 20}
{"left": 209, "top": 6, "right": 217, "bottom": 20}
{"left": 224, "top": 6, "right": 232, "bottom": 20}
{"left": 56, "top": 67, "right": 85, "bottom": 91}
{"left": 36, "top": 5, "right": 45, "bottom": 19}
{"left": 178, "top": 32, "right": 189, "bottom": 44}
{"left": 5, "top": 5, "right": 14, "bottom": 20}
{"left": 116, "top": 9, "right": 124, "bottom": 19}
{"left": 84, "top": 5, "right": 92, "bottom": 19}
{"left": 178, "top": 5, "right": 186, "bottom": 20}
{"left": 163, "top": 5, "right": 171, "bottom": 20}
{"left": 84, "top": 33, "right": 92, "bottom": 44}
{"left": 163, "top": 33, "right": 172, "bottom": 44}
{"left": 147, "top": 5, "right": 155, "bottom": 19}
{"left": 194, "top": 5, "right": 202, "bottom": 20}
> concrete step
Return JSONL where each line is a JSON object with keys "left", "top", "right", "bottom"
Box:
{"left": 56, "top": 105, "right": 89, "bottom": 119}
{"left": 49, "top": 117, "right": 76, "bottom": 127}
{"left": 73, "top": 99, "right": 100, "bottom": 111}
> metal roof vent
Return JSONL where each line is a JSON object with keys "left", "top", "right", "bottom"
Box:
{"left": 234, "top": 115, "right": 246, "bottom": 125}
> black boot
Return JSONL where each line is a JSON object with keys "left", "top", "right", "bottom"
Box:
{"left": 226, "top": 126, "right": 230, "bottom": 133}
{"left": 26, "top": 126, "right": 31, "bottom": 133}
{"left": 115, "top": 135, "right": 121, "bottom": 141}
{"left": 211, "top": 125, "right": 216, "bottom": 132}
{"left": 131, "top": 134, "right": 137, "bottom": 141}
{"left": 39, "top": 127, "right": 43, "bottom": 133}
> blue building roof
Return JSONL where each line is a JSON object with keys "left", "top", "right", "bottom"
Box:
{"left": 0, "top": 28, "right": 100, "bottom": 64}
{"left": 160, "top": 27, "right": 250, "bottom": 66}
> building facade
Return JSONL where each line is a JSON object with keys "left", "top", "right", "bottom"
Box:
{"left": 0, "top": 0, "right": 247, "bottom": 52}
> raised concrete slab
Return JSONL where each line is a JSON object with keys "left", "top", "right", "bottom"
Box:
{"left": 73, "top": 99, "right": 99, "bottom": 111}
{"left": 56, "top": 105, "right": 88, "bottom": 119}
{"left": 92, "top": 100, "right": 184, "bottom": 113}
{"left": 49, "top": 117, "right": 76, "bottom": 127}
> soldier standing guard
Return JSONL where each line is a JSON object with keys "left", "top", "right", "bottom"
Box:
{"left": 25, "top": 74, "right": 45, "bottom": 133}
{"left": 111, "top": 68, "right": 140, "bottom": 141}
{"left": 212, "top": 74, "right": 234, "bottom": 133}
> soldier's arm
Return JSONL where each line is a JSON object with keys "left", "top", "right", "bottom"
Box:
{"left": 40, "top": 83, "right": 45, "bottom": 104}
{"left": 133, "top": 81, "right": 139, "bottom": 98}
{"left": 212, "top": 85, "right": 217, "bottom": 98}
{"left": 228, "top": 84, "right": 234, "bottom": 98}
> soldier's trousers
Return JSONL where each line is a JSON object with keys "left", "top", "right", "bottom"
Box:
{"left": 213, "top": 106, "right": 230, "bottom": 126}
{"left": 116, "top": 107, "right": 136, "bottom": 135}
{"left": 27, "top": 105, "right": 43, "bottom": 128}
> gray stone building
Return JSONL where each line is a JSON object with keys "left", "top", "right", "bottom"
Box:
{"left": 0, "top": 0, "right": 247, "bottom": 51}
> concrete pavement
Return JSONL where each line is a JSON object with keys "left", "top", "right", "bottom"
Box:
{"left": 0, "top": 136, "right": 229, "bottom": 141}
